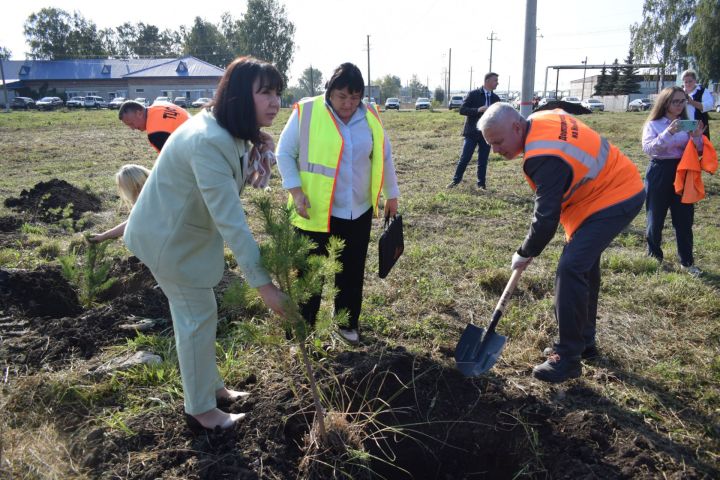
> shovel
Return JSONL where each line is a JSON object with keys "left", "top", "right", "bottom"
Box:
{"left": 455, "top": 268, "right": 524, "bottom": 377}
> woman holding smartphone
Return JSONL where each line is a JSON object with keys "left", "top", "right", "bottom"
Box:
{"left": 642, "top": 86, "right": 704, "bottom": 276}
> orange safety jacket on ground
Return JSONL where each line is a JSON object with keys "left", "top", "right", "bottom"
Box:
{"left": 146, "top": 102, "right": 190, "bottom": 152}
{"left": 674, "top": 136, "right": 718, "bottom": 204}
{"left": 524, "top": 110, "right": 644, "bottom": 240}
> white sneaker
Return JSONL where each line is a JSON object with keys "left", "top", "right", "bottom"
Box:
{"left": 682, "top": 265, "right": 702, "bottom": 277}
{"left": 338, "top": 328, "right": 359, "bottom": 344}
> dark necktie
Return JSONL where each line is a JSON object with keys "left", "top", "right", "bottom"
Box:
{"left": 485, "top": 91, "right": 491, "bottom": 106}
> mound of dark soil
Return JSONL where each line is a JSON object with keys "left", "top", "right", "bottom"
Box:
{"left": 0, "top": 265, "right": 81, "bottom": 318}
{"left": 4, "top": 178, "right": 101, "bottom": 222}
{"left": 67, "top": 347, "right": 715, "bottom": 480}
{"left": 0, "top": 215, "right": 22, "bottom": 232}
{"left": 0, "top": 260, "right": 170, "bottom": 372}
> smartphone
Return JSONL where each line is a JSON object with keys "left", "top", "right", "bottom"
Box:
{"left": 677, "top": 120, "right": 698, "bottom": 132}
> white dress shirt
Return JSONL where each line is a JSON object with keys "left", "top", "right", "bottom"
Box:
{"left": 276, "top": 101, "right": 400, "bottom": 220}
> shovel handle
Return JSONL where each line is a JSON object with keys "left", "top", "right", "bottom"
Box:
{"left": 487, "top": 268, "right": 524, "bottom": 334}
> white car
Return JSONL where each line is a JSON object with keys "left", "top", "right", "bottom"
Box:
{"left": 384, "top": 97, "right": 400, "bottom": 110}
{"left": 415, "top": 97, "right": 431, "bottom": 110}
{"left": 191, "top": 97, "right": 211, "bottom": 108}
{"left": 561, "top": 96, "right": 582, "bottom": 104}
{"left": 66, "top": 97, "right": 84, "bottom": 108}
{"left": 108, "top": 97, "right": 126, "bottom": 109}
{"left": 448, "top": 95, "right": 464, "bottom": 110}
{"left": 152, "top": 96, "right": 170, "bottom": 105}
{"left": 134, "top": 97, "right": 148, "bottom": 107}
{"left": 581, "top": 98, "right": 605, "bottom": 112}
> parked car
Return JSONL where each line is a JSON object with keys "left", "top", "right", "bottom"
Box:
{"left": 10, "top": 97, "right": 35, "bottom": 109}
{"left": 83, "top": 95, "right": 107, "bottom": 109}
{"left": 66, "top": 97, "right": 84, "bottom": 108}
{"left": 191, "top": 97, "right": 211, "bottom": 108}
{"left": 627, "top": 98, "right": 653, "bottom": 112}
{"left": 581, "top": 98, "right": 605, "bottom": 112}
{"left": 108, "top": 97, "right": 126, "bottom": 109}
{"left": 173, "top": 96, "right": 187, "bottom": 108}
{"left": 36, "top": 96, "right": 64, "bottom": 110}
{"left": 134, "top": 97, "right": 148, "bottom": 107}
{"left": 384, "top": 97, "right": 400, "bottom": 110}
{"left": 448, "top": 95, "right": 464, "bottom": 110}
{"left": 153, "top": 96, "right": 170, "bottom": 105}
{"left": 561, "top": 96, "right": 582, "bottom": 104}
{"left": 415, "top": 97, "right": 431, "bottom": 110}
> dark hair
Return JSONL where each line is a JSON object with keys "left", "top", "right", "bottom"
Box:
{"left": 210, "top": 56, "right": 284, "bottom": 142}
{"left": 646, "top": 86, "right": 688, "bottom": 122}
{"left": 324, "top": 63, "right": 364, "bottom": 101}
{"left": 118, "top": 100, "right": 145, "bottom": 119}
{"left": 484, "top": 72, "right": 499, "bottom": 81}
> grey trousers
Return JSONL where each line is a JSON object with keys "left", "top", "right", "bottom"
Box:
{"left": 553, "top": 191, "right": 645, "bottom": 358}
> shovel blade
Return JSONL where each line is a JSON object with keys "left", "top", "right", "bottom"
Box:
{"left": 455, "top": 325, "right": 507, "bottom": 377}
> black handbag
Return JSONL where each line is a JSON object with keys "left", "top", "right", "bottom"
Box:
{"left": 378, "top": 214, "right": 404, "bottom": 278}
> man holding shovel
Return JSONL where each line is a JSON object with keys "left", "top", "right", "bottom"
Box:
{"left": 478, "top": 103, "right": 645, "bottom": 383}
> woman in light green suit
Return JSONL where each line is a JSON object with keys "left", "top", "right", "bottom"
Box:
{"left": 124, "top": 57, "right": 287, "bottom": 431}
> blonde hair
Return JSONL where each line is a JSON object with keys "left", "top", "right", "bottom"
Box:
{"left": 115, "top": 164, "right": 150, "bottom": 207}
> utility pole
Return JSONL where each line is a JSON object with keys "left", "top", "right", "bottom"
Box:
{"left": 0, "top": 59, "right": 9, "bottom": 113}
{"left": 447, "top": 48, "right": 452, "bottom": 98}
{"left": 487, "top": 31, "right": 500, "bottom": 72}
{"left": 309, "top": 64, "right": 315, "bottom": 96}
{"left": 366, "top": 35, "right": 371, "bottom": 101}
{"left": 580, "top": 56, "right": 587, "bottom": 100}
{"left": 469, "top": 66, "right": 473, "bottom": 92}
{"left": 520, "top": 0, "right": 537, "bottom": 118}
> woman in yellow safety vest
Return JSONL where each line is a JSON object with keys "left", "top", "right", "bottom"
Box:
{"left": 276, "top": 62, "right": 400, "bottom": 344}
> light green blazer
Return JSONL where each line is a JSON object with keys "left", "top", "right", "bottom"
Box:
{"left": 124, "top": 109, "right": 271, "bottom": 289}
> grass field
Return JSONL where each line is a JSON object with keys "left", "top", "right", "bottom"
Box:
{"left": 0, "top": 107, "right": 719, "bottom": 478}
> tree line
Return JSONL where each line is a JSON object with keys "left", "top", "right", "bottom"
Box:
{"left": 18, "top": 0, "right": 295, "bottom": 81}
{"left": 631, "top": 0, "right": 720, "bottom": 85}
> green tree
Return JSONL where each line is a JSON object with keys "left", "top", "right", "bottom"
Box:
{"left": 618, "top": 48, "right": 642, "bottom": 94}
{"left": 594, "top": 65, "right": 610, "bottom": 96}
{"left": 24, "top": 7, "right": 105, "bottom": 59}
{"left": 183, "top": 17, "right": 233, "bottom": 66}
{"left": 631, "top": 0, "right": 696, "bottom": 80}
{"left": 297, "top": 66, "right": 323, "bottom": 97}
{"left": 434, "top": 87, "right": 445, "bottom": 103}
{"left": 687, "top": 0, "right": 720, "bottom": 81}
{"left": 0, "top": 47, "right": 11, "bottom": 60}
{"left": 376, "top": 74, "right": 402, "bottom": 102}
{"left": 237, "top": 0, "right": 296, "bottom": 82}
{"left": 408, "top": 74, "right": 428, "bottom": 98}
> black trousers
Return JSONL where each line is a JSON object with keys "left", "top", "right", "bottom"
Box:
{"left": 554, "top": 191, "right": 645, "bottom": 358}
{"left": 297, "top": 207, "right": 373, "bottom": 330}
{"left": 644, "top": 158, "right": 695, "bottom": 267}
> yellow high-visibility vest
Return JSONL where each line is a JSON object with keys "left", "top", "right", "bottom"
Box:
{"left": 289, "top": 95, "right": 386, "bottom": 232}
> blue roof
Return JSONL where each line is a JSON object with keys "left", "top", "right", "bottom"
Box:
{"left": 1, "top": 56, "right": 223, "bottom": 80}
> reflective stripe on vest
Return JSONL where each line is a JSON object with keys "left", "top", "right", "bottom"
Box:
{"left": 289, "top": 95, "right": 385, "bottom": 232}
{"left": 524, "top": 110, "right": 643, "bottom": 239}
{"left": 525, "top": 136, "right": 611, "bottom": 202}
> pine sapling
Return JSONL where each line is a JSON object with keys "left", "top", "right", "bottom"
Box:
{"left": 59, "top": 235, "right": 117, "bottom": 307}
{"left": 255, "top": 197, "right": 344, "bottom": 439}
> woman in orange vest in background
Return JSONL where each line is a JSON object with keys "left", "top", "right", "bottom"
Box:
{"left": 642, "top": 86, "right": 705, "bottom": 276}
{"left": 276, "top": 63, "right": 400, "bottom": 344}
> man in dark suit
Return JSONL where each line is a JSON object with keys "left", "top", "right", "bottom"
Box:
{"left": 447, "top": 72, "right": 500, "bottom": 190}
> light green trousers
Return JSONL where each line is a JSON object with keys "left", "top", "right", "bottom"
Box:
{"left": 157, "top": 280, "right": 224, "bottom": 415}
